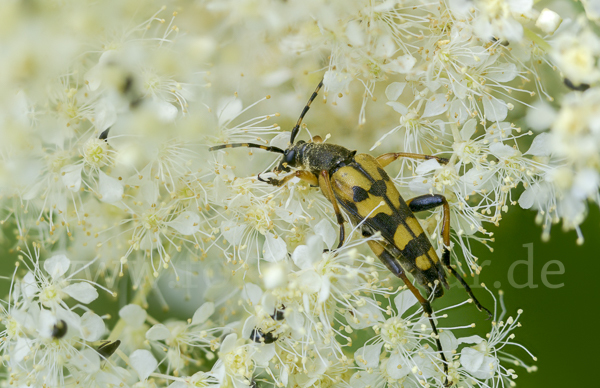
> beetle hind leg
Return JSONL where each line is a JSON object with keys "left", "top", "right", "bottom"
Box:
{"left": 407, "top": 194, "right": 492, "bottom": 318}
{"left": 367, "top": 239, "right": 449, "bottom": 380}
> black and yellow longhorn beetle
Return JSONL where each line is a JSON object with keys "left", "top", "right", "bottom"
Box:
{"left": 210, "top": 79, "right": 491, "bottom": 381}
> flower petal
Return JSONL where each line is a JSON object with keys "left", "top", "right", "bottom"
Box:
{"left": 61, "top": 164, "right": 83, "bottom": 192}
{"left": 292, "top": 235, "right": 323, "bottom": 269}
{"left": 146, "top": 324, "right": 170, "bottom": 341}
{"left": 119, "top": 304, "right": 147, "bottom": 328}
{"left": 192, "top": 302, "right": 215, "bottom": 325}
{"left": 314, "top": 219, "right": 336, "bottom": 249}
{"left": 252, "top": 343, "right": 276, "bottom": 366}
{"left": 21, "top": 272, "right": 38, "bottom": 299}
{"left": 525, "top": 133, "right": 552, "bottom": 156}
{"left": 483, "top": 97, "right": 508, "bottom": 122}
{"left": 13, "top": 337, "right": 32, "bottom": 362}
{"left": 44, "top": 254, "right": 70, "bottom": 279}
{"left": 220, "top": 333, "right": 237, "bottom": 354}
{"left": 345, "top": 302, "right": 384, "bottom": 329}
{"left": 387, "top": 101, "right": 408, "bottom": 115}
{"left": 168, "top": 211, "right": 200, "bottom": 235}
{"left": 355, "top": 343, "right": 383, "bottom": 369}
{"left": 63, "top": 282, "right": 99, "bottom": 304}
{"left": 488, "top": 63, "right": 517, "bottom": 83}
{"left": 80, "top": 311, "right": 105, "bottom": 342}
{"left": 460, "top": 119, "right": 477, "bottom": 140}
{"left": 439, "top": 330, "right": 459, "bottom": 360}
{"left": 422, "top": 94, "right": 450, "bottom": 118}
{"left": 458, "top": 335, "right": 484, "bottom": 344}
{"left": 130, "top": 349, "right": 158, "bottom": 381}
{"left": 385, "top": 82, "right": 407, "bottom": 101}
{"left": 242, "top": 283, "right": 263, "bottom": 306}
{"left": 98, "top": 171, "right": 124, "bottom": 203}
{"left": 415, "top": 159, "right": 440, "bottom": 174}
{"left": 72, "top": 348, "right": 100, "bottom": 373}
{"left": 263, "top": 232, "right": 287, "bottom": 262}
{"left": 94, "top": 98, "right": 117, "bottom": 131}
{"left": 518, "top": 186, "right": 536, "bottom": 209}
{"left": 386, "top": 353, "right": 411, "bottom": 379}
{"left": 490, "top": 142, "right": 518, "bottom": 159}
{"left": 394, "top": 290, "right": 418, "bottom": 316}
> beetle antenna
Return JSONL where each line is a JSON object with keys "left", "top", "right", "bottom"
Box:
{"left": 209, "top": 143, "right": 285, "bottom": 154}
{"left": 290, "top": 78, "right": 324, "bottom": 144}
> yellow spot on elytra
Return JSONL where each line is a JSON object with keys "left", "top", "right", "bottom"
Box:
{"left": 428, "top": 247, "right": 439, "bottom": 263}
{"left": 357, "top": 196, "right": 394, "bottom": 217}
{"left": 405, "top": 217, "right": 423, "bottom": 234}
{"left": 415, "top": 254, "right": 432, "bottom": 270}
{"left": 393, "top": 225, "right": 411, "bottom": 250}
{"left": 368, "top": 240, "right": 386, "bottom": 256}
{"left": 354, "top": 154, "right": 381, "bottom": 177}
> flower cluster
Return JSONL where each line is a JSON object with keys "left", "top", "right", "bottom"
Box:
{"left": 0, "top": 0, "right": 595, "bottom": 387}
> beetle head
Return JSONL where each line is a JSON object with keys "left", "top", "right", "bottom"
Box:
{"left": 275, "top": 140, "right": 306, "bottom": 172}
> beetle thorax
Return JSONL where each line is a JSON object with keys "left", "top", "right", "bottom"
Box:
{"left": 300, "top": 143, "right": 356, "bottom": 175}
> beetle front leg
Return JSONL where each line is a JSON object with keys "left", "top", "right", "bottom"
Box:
{"left": 407, "top": 194, "right": 492, "bottom": 318}
{"left": 318, "top": 170, "right": 346, "bottom": 250}
{"left": 376, "top": 152, "right": 449, "bottom": 167}
{"left": 258, "top": 170, "right": 318, "bottom": 187}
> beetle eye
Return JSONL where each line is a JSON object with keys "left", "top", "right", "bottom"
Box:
{"left": 285, "top": 150, "right": 296, "bottom": 164}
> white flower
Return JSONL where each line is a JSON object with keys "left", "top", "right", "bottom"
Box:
{"left": 552, "top": 25, "right": 600, "bottom": 85}
{"left": 213, "top": 333, "right": 255, "bottom": 388}
{"left": 20, "top": 249, "right": 100, "bottom": 308}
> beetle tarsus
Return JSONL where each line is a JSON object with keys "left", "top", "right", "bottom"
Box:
{"left": 257, "top": 173, "right": 278, "bottom": 186}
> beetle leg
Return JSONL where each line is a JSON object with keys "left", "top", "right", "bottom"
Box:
{"left": 318, "top": 170, "right": 346, "bottom": 250}
{"left": 258, "top": 170, "right": 318, "bottom": 187}
{"left": 367, "top": 239, "right": 449, "bottom": 381}
{"left": 407, "top": 194, "right": 493, "bottom": 318}
{"left": 376, "top": 152, "right": 449, "bottom": 167}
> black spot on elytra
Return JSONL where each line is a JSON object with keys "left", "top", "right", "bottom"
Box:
{"left": 369, "top": 180, "right": 387, "bottom": 197}
{"left": 340, "top": 198, "right": 358, "bottom": 215}
{"left": 399, "top": 233, "right": 429, "bottom": 258}
{"left": 377, "top": 167, "right": 390, "bottom": 181}
{"left": 370, "top": 212, "right": 396, "bottom": 236}
{"left": 352, "top": 186, "right": 369, "bottom": 202}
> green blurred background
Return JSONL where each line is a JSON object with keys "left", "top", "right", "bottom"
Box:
{"left": 440, "top": 206, "right": 600, "bottom": 387}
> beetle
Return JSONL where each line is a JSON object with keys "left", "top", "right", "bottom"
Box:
{"left": 210, "top": 79, "right": 491, "bottom": 380}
